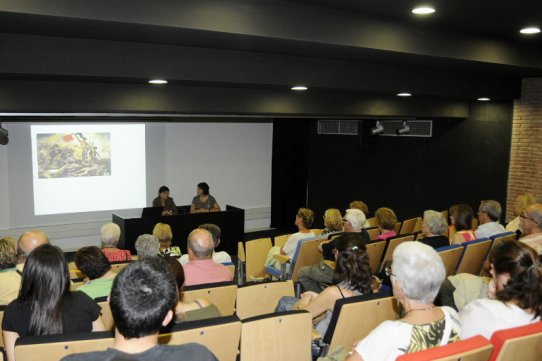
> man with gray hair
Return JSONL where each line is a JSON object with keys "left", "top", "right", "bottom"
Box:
{"left": 178, "top": 223, "right": 232, "bottom": 265}
{"left": 183, "top": 228, "right": 232, "bottom": 286}
{"left": 475, "top": 200, "right": 506, "bottom": 239}
{"left": 519, "top": 203, "right": 542, "bottom": 255}
{"left": 419, "top": 210, "right": 449, "bottom": 249}
{"left": 135, "top": 234, "right": 160, "bottom": 258}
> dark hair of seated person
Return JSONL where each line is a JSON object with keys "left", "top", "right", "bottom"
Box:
{"left": 162, "top": 255, "right": 185, "bottom": 290}
{"left": 197, "top": 182, "right": 210, "bottom": 195}
{"left": 110, "top": 256, "right": 178, "bottom": 338}
{"left": 491, "top": 240, "right": 542, "bottom": 318}
{"left": 19, "top": 244, "right": 71, "bottom": 335}
{"left": 332, "top": 232, "right": 373, "bottom": 294}
{"left": 449, "top": 203, "right": 474, "bottom": 231}
{"left": 158, "top": 185, "right": 170, "bottom": 194}
{"left": 75, "top": 246, "right": 111, "bottom": 280}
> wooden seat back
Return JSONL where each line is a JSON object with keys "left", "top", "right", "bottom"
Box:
{"left": 14, "top": 331, "right": 114, "bottom": 361}
{"left": 366, "top": 240, "right": 386, "bottom": 274}
{"left": 437, "top": 245, "right": 464, "bottom": 277}
{"left": 182, "top": 282, "right": 237, "bottom": 316}
{"left": 399, "top": 217, "right": 420, "bottom": 235}
{"left": 159, "top": 315, "right": 242, "bottom": 361}
{"left": 240, "top": 311, "right": 312, "bottom": 361}
{"left": 274, "top": 234, "right": 291, "bottom": 248}
{"left": 489, "top": 321, "right": 542, "bottom": 361}
{"left": 244, "top": 237, "right": 272, "bottom": 281}
{"left": 366, "top": 217, "right": 377, "bottom": 228}
{"left": 381, "top": 234, "right": 415, "bottom": 266}
{"left": 456, "top": 239, "right": 492, "bottom": 275}
{"left": 366, "top": 228, "right": 380, "bottom": 241}
{"left": 396, "top": 335, "right": 493, "bottom": 361}
{"left": 236, "top": 280, "right": 294, "bottom": 320}
{"left": 324, "top": 292, "right": 399, "bottom": 354}
{"left": 95, "top": 297, "right": 115, "bottom": 331}
{"left": 290, "top": 238, "right": 326, "bottom": 282}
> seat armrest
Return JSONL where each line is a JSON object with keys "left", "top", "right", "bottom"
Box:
{"left": 273, "top": 254, "right": 291, "bottom": 264}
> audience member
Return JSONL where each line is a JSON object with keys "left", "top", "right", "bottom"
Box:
{"left": 349, "top": 201, "right": 371, "bottom": 228}
{"left": 178, "top": 223, "right": 231, "bottom": 265}
{"left": 474, "top": 200, "right": 506, "bottom": 239}
{"left": 346, "top": 242, "right": 460, "bottom": 361}
{"left": 0, "top": 237, "right": 19, "bottom": 305}
{"left": 299, "top": 209, "right": 369, "bottom": 293}
{"left": 449, "top": 204, "right": 476, "bottom": 244}
{"left": 506, "top": 194, "right": 537, "bottom": 234}
{"left": 375, "top": 207, "right": 398, "bottom": 240}
{"left": 2, "top": 244, "right": 105, "bottom": 361}
{"left": 183, "top": 229, "right": 232, "bottom": 286}
{"left": 460, "top": 241, "right": 542, "bottom": 339}
{"left": 75, "top": 246, "right": 116, "bottom": 299}
{"left": 321, "top": 208, "right": 343, "bottom": 235}
{"left": 16, "top": 229, "right": 49, "bottom": 268}
{"left": 152, "top": 223, "right": 181, "bottom": 257}
{"left": 100, "top": 223, "right": 131, "bottom": 262}
{"left": 61, "top": 257, "right": 218, "bottom": 361}
{"left": 162, "top": 256, "right": 221, "bottom": 322}
{"left": 152, "top": 185, "right": 178, "bottom": 216}
{"left": 135, "top": 234, "right": 160, "bottom": 259}
{"left": 419, "top": 210, "right": 449, "bottom": 249}
{"left": 518, "top": 204, "right": 542, "bottom": 255}
{"left": 278, "top": 233, "right": 373, "bottom": 341}
{"left": 262, "top": 208, "right": 315, "bottom": 274}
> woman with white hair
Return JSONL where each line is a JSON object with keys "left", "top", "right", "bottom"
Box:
{"left": 419, "top": 210, "right": 450, "bottom": 249}
{"left": 100, "top": 223, "right": 131, "bottom": 262}
{"left": 346, "top": 242, "right": 461, "bottom": 361}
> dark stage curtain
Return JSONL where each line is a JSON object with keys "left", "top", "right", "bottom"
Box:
{"left": 270, "top": 119, "right": 313, "bottom": 230}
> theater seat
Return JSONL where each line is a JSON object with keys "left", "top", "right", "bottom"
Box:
{"left": 396, "top": 335, "right": 493, "bottom": 361}
{"left": 489, "top": 321, "right": 542, "bottom": 361}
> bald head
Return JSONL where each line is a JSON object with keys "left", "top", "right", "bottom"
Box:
{"left": 17, "top": 230, "right": 49, "bottom": 263}
{"left": 187, "top": 228, "right": 214, "bottom": 259}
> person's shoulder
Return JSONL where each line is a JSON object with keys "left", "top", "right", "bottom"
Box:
{"left": 162, "top": 343, "right": 218, "bottom": 360}
{"left": 60, "top": 350, "right": 112, "bottom": 361}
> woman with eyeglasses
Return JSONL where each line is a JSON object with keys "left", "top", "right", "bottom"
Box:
{"left": 346, "top": 241, "right": 460, "bottom": 361}
{"left": 459, "top": 240, "right": 542, "bottom": 339}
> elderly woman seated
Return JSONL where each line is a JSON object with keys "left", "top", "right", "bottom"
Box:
{"left": 100, "top": 223, "right": 131, "bottom": 262}
{"left": 346, "top": 242, "right": 461, "bottom": 361}
{"left": 0, "top": 237, "right": 19, "bottom": 305}
{"left": 135, "top": 234, "right": 160, "bottom": 259}
{"left": 419, "top": 210, "right": 450, "bottom": 249}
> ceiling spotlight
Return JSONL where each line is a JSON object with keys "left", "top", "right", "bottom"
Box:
{"left": 397, "top": 92, "right": 412, "bottom": 97}
{"left": 0, "top": 123, "right": 8, "bottom": 145}
{"left": 370, "top": 121, "right": 384, "bottom": 136}
{"left": 477, "top": 97, "right": 491, "bottom": 101}
{"left": 412, "top": 6, "right": 435, "bottom": 15}
{"left": 396, "top": 121, "right": 410, "bottom": 135}
{"left": 520, "top": 27, "right": 541, "bottom": 34}
{"left": 291, "top": 85, "right": 308, "bottom": 91}
{"left": 148, "top": 79, "right": 168, "bottom": 84}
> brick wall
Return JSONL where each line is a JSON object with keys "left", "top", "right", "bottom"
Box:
{"left": 506, "top": 78, "right": 542, "bottom": 221}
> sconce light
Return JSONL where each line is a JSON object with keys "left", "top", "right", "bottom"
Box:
{"left": 370, "top": 121, "right": 384, "bottom": 136}
{"left": 0, "top": 123, "right": 8, "bottom": 145}
{"left": 396, "top": 121, "right": 410, "bottom": 135}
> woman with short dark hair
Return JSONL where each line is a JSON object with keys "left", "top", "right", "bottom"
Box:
{"left": 190, "top": 182, "right": 221, "bottom": 213}
{"left": 2, "top": 244, "right": 105, "bottom": 361}
{"left": 152, "top": 185, "right": 178, "bottom": 216}
{"left": 75, "top": 246, "right": 116, "bottom": 299}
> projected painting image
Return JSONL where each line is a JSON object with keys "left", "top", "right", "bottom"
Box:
{"left": 37, "top": 132, "right": 111, "bottom": 178}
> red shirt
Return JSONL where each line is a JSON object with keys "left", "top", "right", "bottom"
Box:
{"left": 101, "top": 248, "right": 132, "bottom": 263}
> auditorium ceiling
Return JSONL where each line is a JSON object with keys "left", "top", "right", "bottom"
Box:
{"left": 0, "top": 0, "right": 541, "bottom": 110}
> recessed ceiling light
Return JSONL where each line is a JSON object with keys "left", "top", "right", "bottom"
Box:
{"left": 520, "top": 27, "right": 541, "bottom": 34}
{"left": 412, "top": 6, "right": 435, "bottom": 15}
{"left": 397, "top": 92, "right": 412, "bottom": 97}
{"left": 291, "top": 85, "right": 308, "bottom": 91}
{"left": 148, "top": 79, "right": 168, "bottom": 84}
{"left": 477, "top": 97, "right": 491, "bottom": 101}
